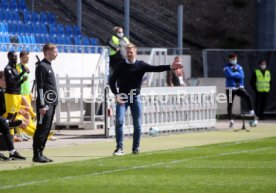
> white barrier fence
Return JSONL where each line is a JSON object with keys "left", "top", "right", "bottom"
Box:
{"left": 106, "top": 86, "right": 217, "bottom": 136}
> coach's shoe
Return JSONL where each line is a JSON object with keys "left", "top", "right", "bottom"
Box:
{"left": 9, "top": 151, "right": 26, "bottom": 160}
{"left": 229, "top": 120, "right": 234, "bottom": 128}
{"left": 33, "top": 151, "right": 49, "bottom": 163}
{"left": 132, "top": 149, "right": 140, "bottom": 155}
{"left": 41, "top": 155, "right": 53, "bottom": 162}
{"left": 0, "top": 153, "right": 9, "bottom": 161}
{"left": 32, "top": 155, "right": 49, "bottom": 163}
{"left": 113, "top": 148, "right": 124, "bottom": 156}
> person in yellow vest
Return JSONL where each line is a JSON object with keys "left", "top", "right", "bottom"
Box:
{"left": 250, "top": 60, "right": 271, "bottom": 120}
{"left": 107, "top": 26, "right": 130, "bottom": 75}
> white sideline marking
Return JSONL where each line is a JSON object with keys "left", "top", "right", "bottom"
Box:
{"left": 0, "top": 146, "right": 274, "bottom": 190}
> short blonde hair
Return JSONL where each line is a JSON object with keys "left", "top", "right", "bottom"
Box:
{"left": 43, "top": 43, "right": 57, "bottom": 55}
{"left": 126, "top": 43, "right": 137, "bottom": 50}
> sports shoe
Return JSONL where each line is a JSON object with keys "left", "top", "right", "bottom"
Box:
{"left": 8, "top": 120, "right": 23, "bottom": 128}
{"left": 132, "top": 149, "right": 140, "bottom": 155}
{"left": 41, "top": 155, "right": 53, "bottom": 162}
{"left": 32, "top": 156, "right": 49, "bottom": 163}
{"left": 9, "top": 151, "right": 26, "bottom": 160}
{"left": 113, "top": 148, "right": 124, "bottom": 156}
{"left": 249, "top": 110, "right": 255, "bottom": 115}
{"left": 249, "top": 120, "right": 258, "bottom": 127}
{"left": 0, "top": 153, "right": 9, "bottom": 161}
{"left": 229, "top": 120, "right": 234, "bottom": 128}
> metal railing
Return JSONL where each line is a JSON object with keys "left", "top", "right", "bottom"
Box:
{"left": 106, "top": 86, "right": 217, "bottom": 136}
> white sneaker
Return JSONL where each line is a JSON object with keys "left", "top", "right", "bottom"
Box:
{"left": 113, "top": 148, "right": 124, "bottom": 156}
{"left": 229, "top": 120, "right": 234, "bottom": 128}
{"left": 249, "top": 120, "right": 258, "bottom": 127}
{"left": 249, "top": 110, "right": 255, "bottom": 115}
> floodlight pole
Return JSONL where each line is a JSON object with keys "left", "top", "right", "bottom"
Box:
{"left": 177, "top": 4, "right": 183, "bottom": 55}
{"left": 124, "top": 0, "right": 130, "bottom": 38}
{"left": 77, "top": 0, "right": 82, "bottom": 30}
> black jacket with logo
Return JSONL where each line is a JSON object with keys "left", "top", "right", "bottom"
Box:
{"left": 35, "top": 59, "right": 58, "bottom": 108}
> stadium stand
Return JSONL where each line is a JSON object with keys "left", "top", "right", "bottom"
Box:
{"left": 0, "top": 0, "right": 99, "bottom": 53}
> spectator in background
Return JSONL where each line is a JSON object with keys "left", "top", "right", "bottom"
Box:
{"left": 15, "top": 51, "right": 36, "bottom": 141}
{"left": 107, "top": 26, "right": 130, "bottom": 75}
{"left": 17, "top": 51, "right": 36, "bottom": 119}
{"left": 223, "top": 53, "right": 256, "bottom": 128}
{"left": 167, "top": 56, "right": 186, "bottom": 86}
{"left": 109, "top": 43, "right": 183, "bottom": 156}
{"left": 0, "top": 70, "right": 37, "bottom": 141}
{"left": 250, "top": 60, "right": 271, "bottom": 120}
{"left": 3, "top": 51, "right": 28, "bottom": 122}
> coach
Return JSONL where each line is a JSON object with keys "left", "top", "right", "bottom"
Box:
{"left": 109, "top": 43, "right": 182, "bottom": 156}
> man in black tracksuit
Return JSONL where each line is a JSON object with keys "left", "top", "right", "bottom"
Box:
{"left": 33, "top": 43, "right": 58, "bottom": 163}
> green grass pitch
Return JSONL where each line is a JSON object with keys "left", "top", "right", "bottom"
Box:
{"left": 0, "top": 137, "right": 275, "bottom": 193}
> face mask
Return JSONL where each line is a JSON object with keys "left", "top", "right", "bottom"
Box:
{"left": 117, "top": 32, "right": 124, "bottom": 38}
{"left": 229, "top": 59, "right": 237, "bottom": 65}
{"left": 260, "top": 64, "right": 267, "bottom": 70}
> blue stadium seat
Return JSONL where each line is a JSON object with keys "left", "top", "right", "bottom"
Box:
{"left": 0, "top": 44, "right": 8, "bottom": 52}
{"left": 65, "top": 36, "right": 72, "bottom": 45}
{"left": 82, "top": 36, "right": 90, "bottom": 45}
{"left": 0, "top": 10, "right": 4, "bottom": 20}
{"left": 97, "top": 47, "right": 103, "bottom": 54}
{"left": 90, "top": 38, "right": 98, "bottom": 45}
{"left": 74, "top": 37, "right": 82, "bottom": 45}
{"left": 91, "top": 47, "right": 96, "bottom": 54}
{"left": 49, "top": 24, "right": 57, "bottom": 35}
{"left": 30, "top": 35, "right": 36, "bottom": 44}
{"left": 41, "top": 24, "right": 48, "bottom": 35}
{"left": 17, "top": 23, "right": 25, "bottom": 34}
{"left": 31, "top": 12, "right": 40, "bottom": 23}
{"left": 33, "top": 23, "right": 43, "bottom": 34}
{"left": 65, "top": 25, "right": 74, "bottom": 37}
{"left": 48, "top": 13, "right": 56, "bottom": 23}
{"left": 10, "top": 0, "right": 19, "bottom": 11}
{"left": 0, "top": 23, "right": 8, "bottom": 34}
{"left": 1, "top": 0, "right": 10, "bottom": 10}
{"left": 23, "top": 11, "right": 31, "bottom": 23}
{"left": 17, "top": 35, "right": 23, "bottom": 43}
{"left": 73, "top": 26, "right": 81, "bottom": 36}
{"left": 40, "top": 12, "right": 48, "bottom": 23}
{"left": 40, "top": 35, "right": 47, "bottom": 43}
{"left": 25, "top": 24, "right": 33, "bottom": 34}
{"left": 18, "top": 0, "right": 27, "bottom": 10}
{"left": 57, "top": 24, "right": 65, "bottom": 35}
{"left": 4, "top": 35, "right": 11, "bottom": 43}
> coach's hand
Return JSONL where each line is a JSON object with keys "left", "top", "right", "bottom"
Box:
{"left": 116, "top": 95, "right": 125, "bottom": 105}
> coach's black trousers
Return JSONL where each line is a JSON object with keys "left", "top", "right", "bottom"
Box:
{"left": 33, "top": 104, "right": 56, "bottom": 155}
{"left": 226, "top": 88, "right": 253, "bottom": 120}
